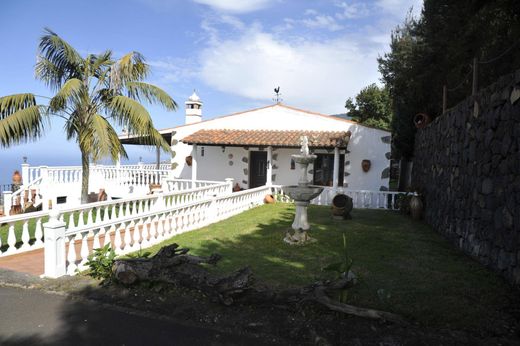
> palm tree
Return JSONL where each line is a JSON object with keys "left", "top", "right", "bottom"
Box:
{"left": 21, "top": 28, "right": 175, "bottom": 203}
{"left": 0, "top": 93, "right": 46, "bottom": 147}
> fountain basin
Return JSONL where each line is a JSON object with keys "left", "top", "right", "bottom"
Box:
{"left": 292, "top": 154, "right": 317, "bottom": 165}
{"left": 283, "top": 185, "right": 324, "bottom": 201}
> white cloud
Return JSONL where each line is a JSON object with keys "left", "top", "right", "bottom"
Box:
{"left": 198, "top": 28, "right": 382, "bottom": 113}
{"left": 302, "top": 15, "right": 343, "bottom": 31}
{"left": 335, "top": 1, "right": 370, "bottom": 19}
{"left": 148, "top": 57, "right": 197, "bottom": 85}
{"left": 304, "top": 9, "right": 318, "bottom": 16}
{"left": 192, "top": 0, "right": 273, "bottom": 13}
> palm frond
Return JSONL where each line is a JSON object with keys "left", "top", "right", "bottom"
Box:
{"left": 49, "top": 78, "right": 84, "bottom": 113}
{"left": 0, "top": 94, "right": 37, "bottom": 119}
{"left": 35, "top": 57, "right": 64, "bottom": 88}
{"left": 0, "top": 105, "right": 46, "bottom": 148}
{"left": 108, "top": 95, "right": 171, "bottom": 153}
{"left": 126, "top": 82, "right": 177, "bottom": 111}
{"left": 79, "top": 114, "right": 127, "bottom": 162}
{"left": 37, "top": 28, "right": 83, "bottom": 89}
{"left": 110, "top": 52, "right": 149, "bottom": 90}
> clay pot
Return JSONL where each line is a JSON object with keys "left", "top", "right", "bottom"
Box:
{"left": 233, "top": 183, "right": 241, "bottom": 192}
{"left": 414, "top": 113, "right": 431, "bottom": 129}
{"left": 264, "top": 194, "right": 275, "bottom": 204}
{"left": 332, "top": 194, "right": 353, "bottom": 219}
{"left": 185, "top": 156, "right": 193, "bottom": 166}
{"left": 361, "top": 160, "right": 371, "bottom": 172}
{"left": 12, "top": 170, "right": 22, "bottom": 185}
{"left": 410, "top": 195, "right": 423, "bottom": 220}
{"left": 98, "top": 188, "right": 108, "bottom": 202}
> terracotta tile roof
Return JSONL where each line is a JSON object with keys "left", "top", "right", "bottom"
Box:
{"left": 181, "top": 129, "right": 351, "bottom": 148}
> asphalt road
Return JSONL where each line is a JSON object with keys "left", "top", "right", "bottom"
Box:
{"left": 0, "top": 286, "right": 261, "bottom": 346}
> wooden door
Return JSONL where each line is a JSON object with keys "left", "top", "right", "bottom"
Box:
{"left": 249, "top": 151, "right": 267, "bottom": 188}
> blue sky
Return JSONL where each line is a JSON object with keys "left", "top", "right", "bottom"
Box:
{"left": 0, "top": 0, "right": 421, "bottom": 181}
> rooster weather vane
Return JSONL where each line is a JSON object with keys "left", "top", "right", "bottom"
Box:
{"left": 273, "top": 86, "right": 283, "bottom": 103}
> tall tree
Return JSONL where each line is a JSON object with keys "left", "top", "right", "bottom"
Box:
{"left": 345, "top": 83, "right": 392, "bottom": 130}
{"left": 2, "top": 29, "right": 177, "bottom": 203}
{"left": 379, "top": 1, "right": 520, "bottom": 159}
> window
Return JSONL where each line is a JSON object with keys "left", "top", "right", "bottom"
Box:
{"left": 313, "top": 154, "right": 344, "bottom": 186}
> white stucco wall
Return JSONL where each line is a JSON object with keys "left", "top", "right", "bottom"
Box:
{"left": 164, "top": 104, "right": 391, "bottom": 191}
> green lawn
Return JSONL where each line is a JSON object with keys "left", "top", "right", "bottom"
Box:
{"left": 145, "top": 203, "right": 517, "bottom": 331}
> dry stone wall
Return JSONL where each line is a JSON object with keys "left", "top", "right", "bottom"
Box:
{"left": 413, "top": 70, "right": 520, "bottom": 286}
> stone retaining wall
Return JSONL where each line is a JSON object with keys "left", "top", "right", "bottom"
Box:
{"left": 413, "top": 70, "right": 520, "bottom": 286}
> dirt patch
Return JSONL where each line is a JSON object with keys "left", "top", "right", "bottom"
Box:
{"left": 70, "top": 280, "right": 519, "bottom": 345}
{"left": 1, "top": 268, "right": 518, "bottom": 345}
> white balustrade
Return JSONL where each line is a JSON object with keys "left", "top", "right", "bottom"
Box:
{"left": 271, "top": 185, "right": 406, "bottom": 210}
{"left": 0, "top": 181, "right": 230, "bottom": 258}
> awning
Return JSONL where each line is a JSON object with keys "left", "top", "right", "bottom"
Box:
{"left": 181, "top": 129, "right": 351, "bottom": 148}
{"left": 119, "top": 132, "right": 173, "bottom": 146}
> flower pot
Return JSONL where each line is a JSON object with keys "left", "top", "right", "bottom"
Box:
{"left": 361, "top": 160, "right": 371, "bottom": 172}
{"left": 264, "top": 194, "right": 275, "bottom": 204}
{"left": 331, "top": 194, "right": 353, "bottom": 219}
{"left": 414, "top": 113, "right": 431, "bottom": 129}
{"left": 410, "top": 195, "right": 423, "bottom": 220}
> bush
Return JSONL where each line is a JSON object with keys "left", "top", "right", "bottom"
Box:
{"left": 85, "top": 244, "right": 116, "bottom": 282}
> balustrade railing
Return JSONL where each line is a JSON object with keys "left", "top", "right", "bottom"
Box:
{"left": 2, "top": 164, "right": 180, "bottom": 216}
{"left": 0, "top": 181, "right": 231, "bottom": 258}
{"left": 271, "top": 185, "right": 405, "bottom": 210}
{"left": 58, "top": 184, "right": 266, "bottom": 276}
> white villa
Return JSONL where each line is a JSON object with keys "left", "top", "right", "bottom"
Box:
{"left": 121, "top": 92, "right": 392, "bottom": 192}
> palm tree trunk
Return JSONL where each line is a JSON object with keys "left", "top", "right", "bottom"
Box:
{"left": 81, "top": 151, "right": 90, "bottom": 204}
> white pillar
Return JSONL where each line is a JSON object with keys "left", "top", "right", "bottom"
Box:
{"left": 116, "top": 153, "right": 121, "bottom": 168}
{"left": 191, "top": 144, "right": 198, "bottom": 182}
{"left": 332, "top": 147, "right": 340, "bottom": 189}
{"left": 40, "top": 166, "right": 50, "bottom": 211}
{"left": 225, "top": 178, "right": 234, "bottom": 194}
{"left": 266, "top": 146, "right": 273, "bottom": 186}
{"left": 43, "top": 210, "right": 67, "bottom": 278}
{"left": 156, "top": 145, "right": 161, "bottom": 169}
{"left": 3, "top": 191, "right": 12, "bottom": 216}
{"left": 21, "top": 163, "right": 29, "bottom": 185}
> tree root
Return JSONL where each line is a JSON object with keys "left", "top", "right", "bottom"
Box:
{"left": 112, "top": 244, "right": 406, "bottom": 324}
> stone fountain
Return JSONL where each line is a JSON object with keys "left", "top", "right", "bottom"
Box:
{"left": 283, "top": 136, "right": 324, "bottom": 245}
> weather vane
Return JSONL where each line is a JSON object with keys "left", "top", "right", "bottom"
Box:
{"left": 273, "top": 86, "right": 283, "bottom": 103}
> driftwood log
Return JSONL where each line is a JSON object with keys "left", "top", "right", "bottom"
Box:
{"left": 113, "top": 244, "right": 405, "bottom": 324}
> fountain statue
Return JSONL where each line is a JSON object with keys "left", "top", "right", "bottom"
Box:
{"left": 283, "top": 136, "right": 324, "bottom": 245}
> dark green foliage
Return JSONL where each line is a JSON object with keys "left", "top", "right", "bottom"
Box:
{"left": 379, "top": 1, "right": 520, "bottom": 158}
{"left": 85, "top": 244, "right": 116, "bottom": 282}
{"left": 345, "top": 84, "right": 392, "bottom": 130}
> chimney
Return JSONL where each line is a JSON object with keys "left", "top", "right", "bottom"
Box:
{"left": 185, "top": 90, "right": 202, "bottom": 124}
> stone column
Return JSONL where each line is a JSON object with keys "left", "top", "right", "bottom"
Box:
{"left": 43, "top": 210, "right": 67, "bottom": 278}
{"left": 332, "top": 147, "right": 340, "bottom": 188}
{"left": 191, "top": 144, "right": 198, "bottom": 182}
{"left": 266, "top": 146, "right": 273, "bottom": 186}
